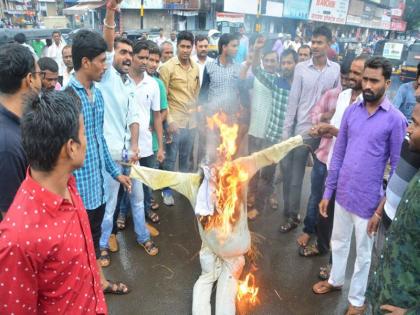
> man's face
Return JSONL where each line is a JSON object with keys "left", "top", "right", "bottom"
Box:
{"left": 147, "top": 53, "right": 160, "bottom": 75}
{"left": 41, "top": 70, "right": 58, "bottom": 91}
{"left": 407, "top": 104, "right": 420, "bottom": 152}
{"left": 348, "top": 59, "right": 365, "bottom": 91}
{"left": 72, "top": 116, "right": 87, "bottom": 169}
{"left": 298, "top": 47, "right": 311, "bottom": 62}
{"left": 52, "top": 33, "right": 61, "bottom": 45}
{"left": 177, "top": 39, "right": 193, "bottom": 62}
{"left": 311, "top": 35, "right": 330, "bottom": 58}
{"left": 340, "top": 73, "right": 350, "bottom": 90}
{"left": 415, "top": 76, "right": 420, "bottom": 100}
{"left": 170, "top": 32, "right": 176, "bottom": 41}
{"left": 196, "top": 39, "right": 209, "bottom": 59}
{"left": 262, "top": 52, "right": 278, "bottom": 74}
{"left": 114, "top": 42, "right": 133, "bottom": 74}
{"left": 362, "top": 67, "right": 390, "bottom": 103}
{"left": 86, "top": 52, "right": 107, "bottom": 82}
{"left": 280, "top": 53, "right": 296, "bottom": 79}
{"left": 62, "top": 47, "right": 73, "bottom": 69}
{"left": 239, "top": 27, "right": 245, "bottom": 36}
{"left": 133, "top": 49, "right": 149, "bottom": 73}
{"left": 161, "top": 43, "right": 173, "bottom": 63}
{"left": 224, "top": 39, "right": 239, "bottom": 58}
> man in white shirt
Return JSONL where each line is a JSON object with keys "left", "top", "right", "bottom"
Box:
{"left": 193, "top": 35, "right": 214, "bottom": 87}
{"left": 169, "top": 31, "right": 177, "bottom": 54}
{"left": 46, "top": 31, "right": 66, "bottom": 83}
{"left": 155, "top": 28, "right": 167, "bottom": 47}
{"left": 61, "top": 45, "right": 74, "bottom": 88}
{"left": 129, "top": 40, "right": 163, "bottom": 227}
{"left": 98, "top": 4, "right": 158, "bottom": 267}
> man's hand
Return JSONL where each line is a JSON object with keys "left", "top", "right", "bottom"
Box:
{"left": 367, "top": 213, "right": 381, "bottom": 237}
{"left": 157, "top": 148, "right": 165, "bottom": 163}
{"left": 168, "top": 122, "right": 179, "bottom": 135}
{"left": 309, "top": 125, "right": 321, "bottom": 138}
{"left": 319, "top": 199, "right": 330, "bottom": 218}
{"left": 380, "top": 305, "right": 407, "bottom": 315}
{"left": 254, "top": 36, "right": 265, "bottom": 51}
{"left": 117, "top": 175, "right": 132, "bottom": 193}
{"left": 129, "top": 146, "right": 139, "bottom": 164}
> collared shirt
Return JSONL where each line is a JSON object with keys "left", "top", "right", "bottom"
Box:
{"left": 383, "top": 139, "right": 420, "bottom": 220}
{"left": 67, "top": 76, "right": 121, "bottom": 210}
{"left": 159, "top": 56, "right": 200, "bottom": 129}
{"left": 46, "top": 41, "right": 66, "bottom": 76}
{"left": 393, "top": 81, "right": 417, "bottom": 121}
{"left": 252, "top": 67, "right": 290, "bottom": 143}
{"left": 199, "top": 57, "right": 242, "bottom": 117}
{"left": 323, "top": 97, "right": 407, "bottom": 219}
{"left": 192, "top": 55, "right": 214, "bottom": 87}
{"left": 155, "top": 36, "right": 167, "bottom": 47}
{"left": 0, "top": 104, "right": 27, "bottom": 212}
{"left": 282, "top": 58, "right": 340, "bottom": 140}
{"left": 310, "top": 87, "right": 342, "bottom": 164}
{"left": 248, "top": 75, "right": 272, "bottom": 139}
{"left": 152, "top": 76, "right": 168, "bottom": 152}
{"left": 98, "top": 51, "right": 140, "bottom": 161}
{"left": 0, "top": 171, "right": 107, "bottom": 315}
{"left": 366, "top": 170, "right": 420, "bottom": 315}
{"left": 133, "top": 72, "right": 160, "bottom": 158}
{"left": 62, "top": 68, "right": 75, "bottom": 89}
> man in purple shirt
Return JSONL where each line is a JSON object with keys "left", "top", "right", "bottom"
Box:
{"left": 312, "top": 57, "right": 407, "bottom": 315}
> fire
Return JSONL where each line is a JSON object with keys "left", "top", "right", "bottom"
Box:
{"left": 237, "top": 273, "right": 259, "bottom": 309}
{"left": 205, "top": 112, "right": 248, "bottom": 239}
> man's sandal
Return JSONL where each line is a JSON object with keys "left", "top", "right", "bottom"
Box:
{"left": 312, "top": 280, "right": 342, "bottom": 294}
{"left": 99, "top": 249, "right": 111, "bottom": 267}
{"left": 140, "top": 240, "right": 159, "bottom": 256}
{"left": 103, "top": 281, "right": 130, "bottom": 295}
{"left": 116, "top": 214, "right": 126, "bottom": 230}
{"left": 318, "top": 264, "right": 331, "bottom": 280}
{"left": 279, "top": 219, "right": 300, "bottom": 233}
{"left": 299, "top": 244, "right": 322, "bottom": 257}
{"left": 147, "top": 210, "right": 160, "bottom": 224}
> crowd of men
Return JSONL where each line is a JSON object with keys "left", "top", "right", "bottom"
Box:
{"left": 0, "top": 0, "right": 419, "bottom": 313}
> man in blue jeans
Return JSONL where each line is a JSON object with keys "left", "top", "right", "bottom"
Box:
{"left": 159, "top": 31, "right": 200, "bottom": 206}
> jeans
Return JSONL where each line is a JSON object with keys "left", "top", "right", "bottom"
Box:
{"left": 100, "top": 164, "right": 150, "bottom": 249}
{"left": 86, "top": 204, "right": 106, "bottom": 259}
{"left": 303, "top": 158, "right": 327, "bottom": 234}
{"left": 140, "top": 155, "right": 156, "bottom": 215}
{"left": 162, "top": 128, "right": 196, "bottom": 194}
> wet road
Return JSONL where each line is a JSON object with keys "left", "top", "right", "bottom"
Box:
{"left": 104, "top": 167, "right": 354, "bottom": 315}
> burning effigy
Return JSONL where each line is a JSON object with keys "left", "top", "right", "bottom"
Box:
{"left": 128, "top": 112, "right": 303, "bottom": 315}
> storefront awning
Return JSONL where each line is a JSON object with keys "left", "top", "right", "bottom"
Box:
{"left": 171, "top": 10, "right": 199, "bottom": 16}
{"left": 63, "top": 2, "right": 104, "bottom": 15}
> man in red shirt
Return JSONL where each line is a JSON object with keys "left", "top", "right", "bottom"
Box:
{"left": 0, "top": 91, "right": 107, "bottom": 314}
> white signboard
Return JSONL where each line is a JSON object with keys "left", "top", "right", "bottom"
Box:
{"left": 265, "top": 1, "right": 283, "bottom": 17}
{"left": 120, "top": 0, "right": 163, "bottom": 9}
{"left": 309, "top": 0, "right": 350, "bottom": 25}
{"left": 224, "top": 0, "right": 258, "bottom": 15}
{"left": 383, "top": 42, "right": 404, "bottom": 60}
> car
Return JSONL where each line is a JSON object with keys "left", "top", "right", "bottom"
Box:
{"left": 400, "top": 41, "right": 420, "bottom": 83}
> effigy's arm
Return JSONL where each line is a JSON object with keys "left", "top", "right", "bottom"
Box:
{"left": 128, "top": 164, "right": 201, "bottom": 206}
{"left": 234, "top": 135, "right": 304, "bottom": 179}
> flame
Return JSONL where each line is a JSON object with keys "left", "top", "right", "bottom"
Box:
{"left": 204, "top": 112, "right": 248, "bottom": 239}
{"left": 237, "top": 273, "right": 259, "bottom": 307}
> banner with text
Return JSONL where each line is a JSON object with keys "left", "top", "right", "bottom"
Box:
{"left": 309, "top": 0, "right": 350, "bottom": 24}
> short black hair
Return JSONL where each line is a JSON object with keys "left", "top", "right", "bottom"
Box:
{"left": 312, "top": 26, "right": 332, "bottom": 42}
{"left": 0, "top": 43, "right": 35, "bottom": 94}
{"left": 195, "top": 35, "right": 209, "bottom": 46}
{"left": 281, "top": 48, "right": 298, "bottom": 64}
{"left": 145, "top": 40, "right": 161, "bottom": 57}
{"left": 52, "top": 30, "right": 61, "bottom": 36}
{"left": 218, "top": 33, "right": 239, "bottom": 55}
{"left": 298, "top": 44, "right": 312, "bottom": 55}
{"left": 38, "top": 57, "right": 59, "bottom": 73}
{"left": 72, "top": 30, "right": 107, "bottom": 71}
{"left": 21, "top": 91, "right": 81, "bottom": 172}
{"left": 114, "top": 37, "right": 133, "bottom": 50}
{"left": 14, "top": 33, "right": 26, "bottom": 44}
{"left": 177, "top": 31, "right": 194, "bottom": 46}
{"left": 340, "top": 59, "right": 352, "bottom": 75}
{"left": 133, "top": 40, "right": 149, "bottom": 54}
{"left": 365, "top": 56, "right": 393, "bottom": 81}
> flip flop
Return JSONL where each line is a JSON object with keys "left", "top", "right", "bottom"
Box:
{"left": 103, "top": 281, "right": 130, "bottom": 295}
{"left": 312, "top": 280, "right": 342, "bottom": 295}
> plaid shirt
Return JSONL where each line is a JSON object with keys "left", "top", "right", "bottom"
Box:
{"left": 67, "top": 76, "right": 121, "bottom": 210}
{"left": 253, "top": 67, "right": 290, "bottom": 143}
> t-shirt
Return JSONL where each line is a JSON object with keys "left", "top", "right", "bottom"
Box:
{"left": 151, "top": 77, "right": 168, "bottom": 152}
{"left": 0, "top": 104, "right": 28, "bottom": 212}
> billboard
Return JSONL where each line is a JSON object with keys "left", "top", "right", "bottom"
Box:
{"left": 120, "top": 0, "right": 164, "bottom": 9}
{"left": 309, "top": 0, "right": 350, "bottom": 25}
{"left": 283, "top": 0, "right": 310, "bottom": 19}
{"left": 224, "top": 0, "right": 258, "bottom": 15}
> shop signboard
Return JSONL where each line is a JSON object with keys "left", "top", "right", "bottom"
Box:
{"left": 309, "top": 0, "right": 350, "bottom": 24}
{"left": 224, "top": 0, "right": 258, "bottom": 15}
{"left": 283, "top": 0, "right": 310, "bottom": 19}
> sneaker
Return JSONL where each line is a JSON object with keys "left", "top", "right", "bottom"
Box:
{"left": 162, "top": 191, "right": 175, "bottom": 206}
{"left": 108, "top": 234, "right": 119, "bottom": 253}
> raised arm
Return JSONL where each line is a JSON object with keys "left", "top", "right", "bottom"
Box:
{"left": 103, "top": 0, "right": 121, "bottom": 52}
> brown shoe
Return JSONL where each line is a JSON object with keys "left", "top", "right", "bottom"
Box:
{"left": 108, "top": 234, "right": 119, "bottom": 253}
{"left": 146, "top": 223, "right": 160, "bottom": 237}
{"left": 345, "top": 304, "right": 366, "bottom": 315}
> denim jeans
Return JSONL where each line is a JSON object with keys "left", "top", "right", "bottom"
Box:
{"left": 162, "top": 128, "right": 196, "bottom": 194}
{"left": 100, "top": 163, "right": 150, "bottom": 249}
{"left": 303, "top": 158, "right": 327, "bottom": 234}
{"left": 140, "top": 155, "right": 156, "bottom": 215}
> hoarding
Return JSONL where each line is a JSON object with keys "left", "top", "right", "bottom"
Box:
{"left": 283, "top": 0, "right": 310, "bottom": 19}
{"left": 309, "top": 0, "right": 350, "bottom": 25}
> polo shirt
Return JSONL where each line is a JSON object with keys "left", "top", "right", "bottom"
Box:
{"left": 151, "top": 77, "right": 168, "bottom": 152}
{"left": 134, "top": 72, "right": 160, "bottom": 158}
{"left": 0, "top": 104, "right": 27, "bottom": 212}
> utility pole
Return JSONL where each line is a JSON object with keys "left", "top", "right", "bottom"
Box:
{"left": 255, "top": 0, "right": 261, "bottom": 32}
{"left": 140, "top": 0, "right": 144, "bottom": 29}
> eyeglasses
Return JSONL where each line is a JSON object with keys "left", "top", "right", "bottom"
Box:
{"left": 32, "top": 71, "right": 46, "bottom": 79}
